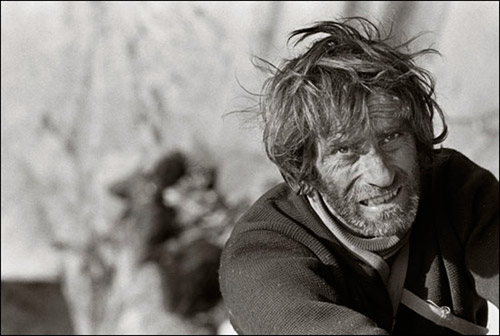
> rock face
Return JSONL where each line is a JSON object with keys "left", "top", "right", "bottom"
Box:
{"left": 1, "top": 281, "right": 74, "bottom": 335}
{"left": 105, "top": 151, "right": 233, "bottom": 334}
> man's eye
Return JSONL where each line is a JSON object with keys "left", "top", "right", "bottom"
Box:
{"left": 337, "top": 146, "right": 350, "bottom": 154}
{"left": 383, "top": 132, "right": 401, "bottom": 143}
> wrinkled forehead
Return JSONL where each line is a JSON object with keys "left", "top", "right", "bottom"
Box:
{"left": 324, "top": 92, "right": 409, "bottom": 143}
{"left": 366, "top": 93, "right": 404, "bottom": 118}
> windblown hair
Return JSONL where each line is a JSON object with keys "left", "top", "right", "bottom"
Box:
{"left": 257, "top": 17, "right": 448, "bottom": 195}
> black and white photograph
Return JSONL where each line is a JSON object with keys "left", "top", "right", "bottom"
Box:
{"left": 1, "top": 1, "right": 498, "bottom": 335}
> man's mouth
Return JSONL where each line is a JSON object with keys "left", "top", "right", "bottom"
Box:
{"left": 359, "top": 187, "right": 400, "bottom": 207}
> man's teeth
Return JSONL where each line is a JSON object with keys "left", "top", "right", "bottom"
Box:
{"left": 360, "top": 189, "right": 398, "bottom": 206}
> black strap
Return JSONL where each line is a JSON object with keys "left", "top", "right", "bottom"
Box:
{"left": 401, "top": 289, "right": 489, "bottom": 335}
{"left": 386, "top": 241, "right": 409, "bottom": 329}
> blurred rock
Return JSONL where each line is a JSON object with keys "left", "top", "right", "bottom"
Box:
{"left": 217, "top": 318, "right": 238, "bottom": 335}
{"left": 157, "top": 238, "right": 222, "bottom": 324}
{"left": 1, "top": 280, "right": 74, "bottom": 335}
{"left": 109, "top": 151, "right": 188, "bottom": 259}
{"left": 106, "top": 151, "right": 241, "bottom": 334}
{"left": 104, "top": 263, "right": 213, "bottom": 335}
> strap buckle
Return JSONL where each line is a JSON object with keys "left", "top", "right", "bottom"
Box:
{"left": 426, "top": 299, "right": 451, "bottom": 319}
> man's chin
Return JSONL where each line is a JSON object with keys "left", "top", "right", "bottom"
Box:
{"left": 350, "top": 220, "right": 406, "bottom": 237}
{"left": 321, "top": 187, "right": 420, "bottom": 238}
{"left": 352, "top": 205, "right": 416, "bottom": 237}
{"left": 363, "top": 222, "right": 408, "bottom": 237}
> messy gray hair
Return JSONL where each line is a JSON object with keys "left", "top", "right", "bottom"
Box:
{"left": 256, "top": 17, "right": 447, "bottom": 195}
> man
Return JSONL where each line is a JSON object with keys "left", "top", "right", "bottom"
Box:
{"left": 219, "top": 17, "right": 499, "bottom": 335}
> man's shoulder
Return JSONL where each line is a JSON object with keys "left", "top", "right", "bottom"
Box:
{"left": 228, "top": 182, "right": 328, "bottom": 240}
{"left": 251, "top": 182, "right": 295, "bottom": 206}
{"left": 431, "top": 148, "right": 498, "bottom": 185}
{"left": 237, "top": 182, "right": 305, "bottom": 224}
{"left": 427, "top": 148, "right": 498, "bottom": 221}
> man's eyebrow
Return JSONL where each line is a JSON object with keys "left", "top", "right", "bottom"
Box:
{"left": 323, "top": 136, "right": 363, "bottom": 150}
{"left": 323, "top": 125, "right": 368, "bottom": 145}
{"left": 373, "top": 117, "right": 409, "bottom": 131}
{"left": 381, "top": 121, "right": 410, "bottom": 133}
{"left": 324, "top": 132, "right": 350, "bottom": 144}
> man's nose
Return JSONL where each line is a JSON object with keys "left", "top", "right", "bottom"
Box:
{"left": 360, "top": 149, "right": 395, "bottom": 188}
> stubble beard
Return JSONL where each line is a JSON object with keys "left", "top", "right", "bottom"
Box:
{"left": 319, "top": 168, "right": 421, "bottom": 238}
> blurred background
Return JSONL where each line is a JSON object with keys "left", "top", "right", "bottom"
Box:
{"left": 1, "top": 1, "right": 498, "bottom": 335}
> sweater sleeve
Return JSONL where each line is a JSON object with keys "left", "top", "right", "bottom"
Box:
{"left": 219, "top": 226, "right": 388, "bottom": 335}
{"left": 445, "top": 152, "right": 499, "bottom": 308}
{"left": 463, "top": 168, "right": 499, "bottom": 308}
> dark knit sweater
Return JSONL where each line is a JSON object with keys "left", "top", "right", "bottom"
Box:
{"left": 219, "top": 149, "right": 499, "bottom": 335}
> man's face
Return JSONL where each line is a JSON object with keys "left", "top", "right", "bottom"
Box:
{"left": 314, "top": 94, "right": 421, "bottom": 237}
